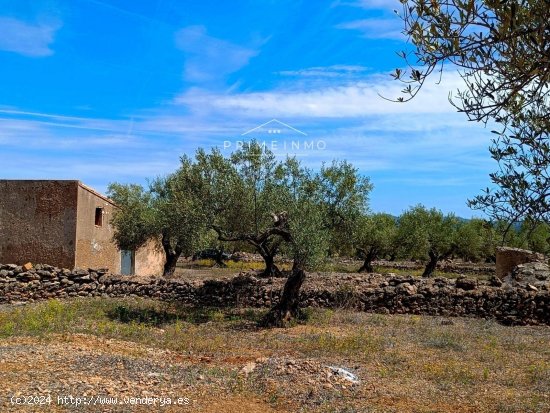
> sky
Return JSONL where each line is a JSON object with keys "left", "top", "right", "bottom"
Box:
{"left": 0, "top": 0, "right": 496, "bottom": 217}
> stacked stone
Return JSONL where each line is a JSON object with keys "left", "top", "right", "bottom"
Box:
{"left": 1, "top": 263, "right": 549, "bottom": 326}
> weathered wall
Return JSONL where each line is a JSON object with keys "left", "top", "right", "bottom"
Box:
{"left": 1, "top": 264, "right": 550, "bottom": 326}
{"left": 75, "top": 184, "right": 120, "bottom": 273}
{"left": 135, "top": 237, "right": 165, "bottom": 276}
{"left": 496, "top": 247, "right": 546, "bottom": 279}
{"left": 0, "top": 180, "right": 78, "bottom": 269}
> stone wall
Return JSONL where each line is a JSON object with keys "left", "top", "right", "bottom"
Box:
{"left": 0, "top": 180, "right": 79, "bottom": 269}
{"left": 373, "top": 259, "right": 495, "bottom": 275}
{"left": 496, "top": 247, "right": 546, "bottom": 279}
{"left": 1, "top": 263, "right": 549, "bottom": 326}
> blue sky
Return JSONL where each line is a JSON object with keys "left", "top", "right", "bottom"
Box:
{"left": 0, "top": 0, "right": 495, "bottom": 217}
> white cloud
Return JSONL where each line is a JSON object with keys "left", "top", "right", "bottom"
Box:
{"left": 175, "top": 71, "right": 467, "bottom": 118}
{"left": 175, "top": 25, "right": 259, "bottom": 84}
{"left": 0, "top": 17, "right": 61, "bottom": 57}
{"left": 337, "top": 18, "right": 404, "bottom": 40}
{"left": 169, "top": 68, "right": 493, "bottom": 182}
{"left": 0, "top": 151, "right": 178, "bottom": 190}
{"left": 278, "top": 65, "right": 371, "bottom": 78}
{"left": 303, "top": 121, "right": 492, "bottom": 170}
{"left": 0, "top": 66, "right": 493, "bottom": 206}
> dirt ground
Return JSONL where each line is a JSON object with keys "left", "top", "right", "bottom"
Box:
{"left": 1, "top": 292, "right": 549, "bottom": 413}
{"left": 0, "top": 333, "right": 280, "bottom": 413}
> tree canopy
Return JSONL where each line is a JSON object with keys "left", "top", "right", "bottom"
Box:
{"left": 353, "top": 213, "right": 398, "bottom": 273}
{"left": 108, "top": 173, "right": 208, "bottom": 276}
{"left": 110, "top": 142, "right": 372, "bottom": 327}
{"left": 393, "top": 0, "right": 550, "bottom": 231}
{"left": 396, "top": 205, "right": 460, "bottom": 276}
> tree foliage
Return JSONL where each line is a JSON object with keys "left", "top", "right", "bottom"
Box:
{"left": 259, "top": 157, "right": 371, "bottom": 326}
{"left": 397, "top": 205, "right": 460, "bottom": 276}
{"left": 518, "top": 218, "right": 550, "bottom": 254}
{"left": 208, "top": 142, "right": 289, "bottom": 276}
{"left": 317, "top": 160, "right": 373, "bottom": 257}
{"left": 108, "top": 172, "right": 208, "bottom": 276}
{"left": 393, "top": 0, "right": 550, "bottom": 230}
{"left": 107, "top": 183, "right": 156, "bottom": 251}
{"left": 111, "top": 143, "right": 372, "bottom": 327}
{"left": 353, "top": 213, "right": 398, "bottom": 272}
{"left": 454, "top": 218, "right": 494, "bottom": 262}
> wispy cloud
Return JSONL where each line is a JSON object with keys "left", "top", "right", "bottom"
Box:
{"left": 169, "top": 67, "right": 493, "bottom": 191}
{"left": 337, "top": 18, "right": 404, "bottom": 40}
{"left": 175, "top": 25, "right": 260, "bottom": 84}
{"left": 0, "top": 150, "right": 179, "bottom": 191}
{"left": 278, "top": 65, "right": 371, "bottom": 78}
{"left": 337, "top": 0, "right": 402, "bottom": 11}
{"left": 0, "top": 17, "right": 61, "bottom": 57}
{"left": 0, "top": 79, "right": 494, "bottom": 218}
{"left": 175, "top": 71, "right": 466, "bottom": 118}
{"left": 335, "top": 0, "right": 404, "bottom": 40}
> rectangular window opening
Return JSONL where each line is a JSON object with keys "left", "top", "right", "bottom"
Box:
{"left": 95, "top": 207, "right": 103, "bottom": 226}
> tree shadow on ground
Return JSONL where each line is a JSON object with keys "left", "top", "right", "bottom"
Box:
{"left": 107, "top": 303, "right": 264, "bottom": 330}
{"left": 107, "top": 305, "right": 179, "bottom": 327}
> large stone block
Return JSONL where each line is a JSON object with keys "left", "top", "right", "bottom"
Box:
{"left": 496, "top": 247, "right": 546, "bottom": 279}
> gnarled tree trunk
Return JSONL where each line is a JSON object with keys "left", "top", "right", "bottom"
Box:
{"left": 422, "top": 250, "right": 439, "bottom": 277}
{"left": 161, "top": 231, "right": 182, "bottom": 277}
{"left": 213, "top": 248, "right": 227, "bottom": 268}
{"left": 259, "top": 252, "right": 282, "bottom": 277}
{"left": 260, "top": 262, "right": 306, "bottom": 327}
{"left": 357, "top": 247, "right": 377, "bottom": 273}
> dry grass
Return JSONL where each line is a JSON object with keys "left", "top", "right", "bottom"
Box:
{"left": 1, "top": 298, "right": 549, "bottom": 412}
{"left": 176, "top": 259, "right": 472, "bottom": 280}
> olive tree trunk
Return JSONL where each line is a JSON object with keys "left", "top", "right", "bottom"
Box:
{"left": 422, "top": 250, "right": 439, "bottom": 277}
{"left": 213, "top": 249, "right": 227, "bottom": 268}
{"left": 358, "top": 248, "right": 377, "bottom": 273}
{"left": 259, "top": 253, "right": 282, "bottom": 277}
{"left": 161, "top": 231, "right": 182, "bottom": 277}
{"left": 260, "top": 263, "right": 306, "bottom": 327}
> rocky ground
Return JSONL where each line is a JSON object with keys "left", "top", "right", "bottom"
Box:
{"left": 0, "top": 333, "right": 280, "bottom": 413}
{"left": 1, "top": 297, "right": 550, "bottom": 412}
{"left": 1, "top": 257, "right": 550, "bottom": 412}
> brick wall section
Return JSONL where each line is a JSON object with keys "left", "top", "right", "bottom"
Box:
{"left": 496, "top": 247, "right": 546, "bottom": 279}
{"left": 0, "top": 181, "right": 78, "bottom": 268}
{"left": 1, "top": 264, "right": 549, "bottom": 326}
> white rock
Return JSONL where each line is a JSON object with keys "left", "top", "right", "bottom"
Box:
{"left": 326, "top": 366, "right": 360, "bottom": 384}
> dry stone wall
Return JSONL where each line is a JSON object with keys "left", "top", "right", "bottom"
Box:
{"left": 1, "top": 263, "right": 550, "bottom": 326}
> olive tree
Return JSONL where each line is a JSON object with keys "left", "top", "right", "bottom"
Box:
{"left": 392, "top": 0, "right": 550, "bottom": 231}
{"left": 454, "top": 218, "right": 490, "bottom": 262}
{"left": 107, "top": 183, "right": 156, "bottom": 252}
{"left": 259, "top": 157, "right": 372, "bottom": 327}
{"left": 259, "top": 159, "right": 329, "bottom": 327}
{"left": 186, "top": 142, "right": 289, "bottom": 277}
{"left": 219, "top": 142, "right": 290, "bottom": 276}
{"left": 353, "top": 213, "right": 398, "bottom": 272}
{"left": 519, "top": 218, "right": 550, "bottom": 254}
{"left": 397, "top": 205, "right": 460, "bottom": 276}
{"left": 107, "top": 173, "right": 207, "bottom": 277}
{"left": 317, "top": 160, "right": 373, "bottom": 258}
{"left": 111, "top": 145, "right": 372, "bottom": 326}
